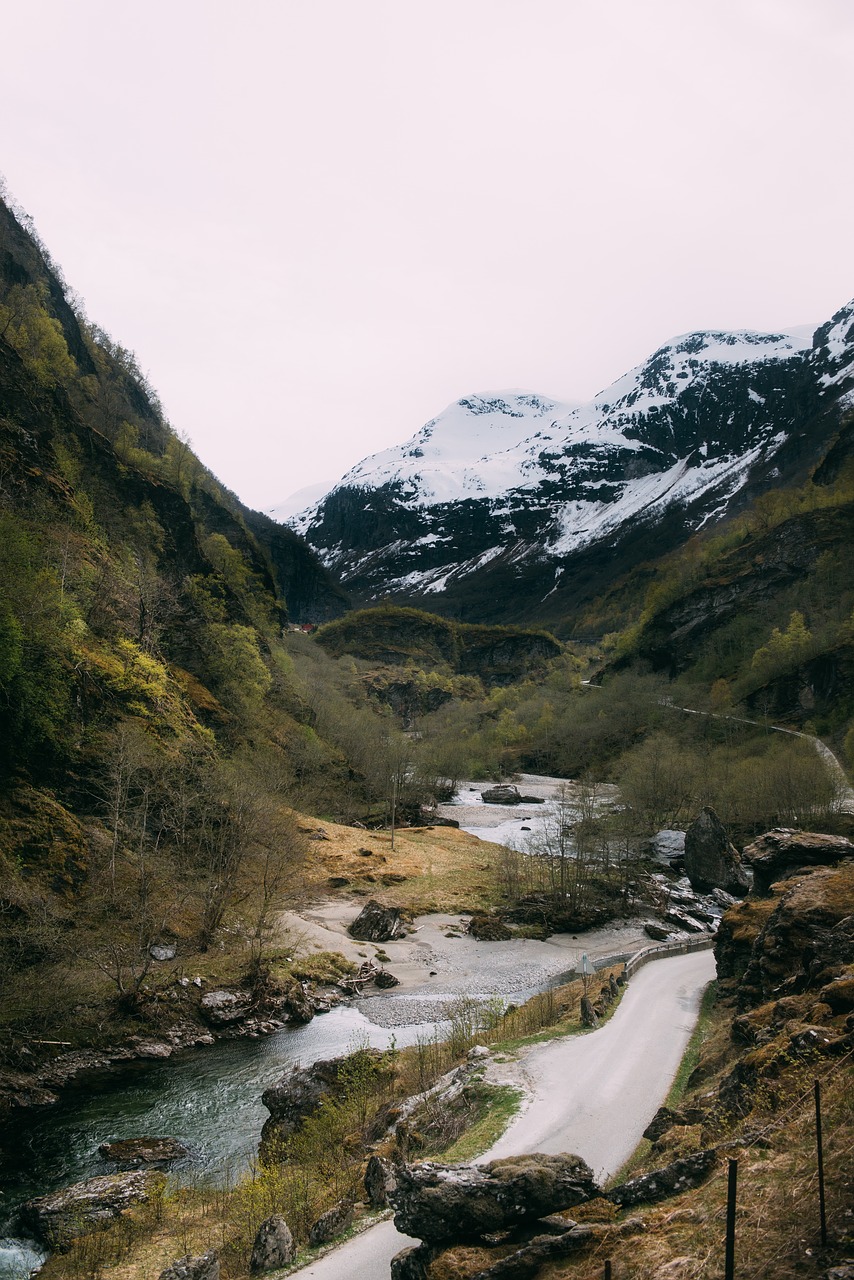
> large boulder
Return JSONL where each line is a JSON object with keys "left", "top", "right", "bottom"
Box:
{"left": 98, "top": 1136, "right": 189, "bottom": 1166}
{"left": 390, "top": 1153, "right": 599, "bottom": 1244}
{"left": 308, "top": 1198, "right": 354, "bottom": 1246}
{"left": 348, "top": 899, "right": 405, "bottom": 942}
{"left": 684, "top": 808, "right": 749, "bottom": 896}
{"left": 159, "top": 1253, "right": 220, "bottom": 1280}
{"left": 742, "top": 829, "right": 854, "bottom": 895}
{"left": 199, "top": 989, "right": 253, "bottom": 1026}
{"left": 21, "top": 1171, "right": 164, "bottom": 1248}
{"left": 480, "top": 786, "right": 522, "bottom": 805}
{"left": 250, "top": 1216, "right": 295, "bottom": 1272}
{"left": 365, "top": 1154, "right": 399, "bottom": 1207}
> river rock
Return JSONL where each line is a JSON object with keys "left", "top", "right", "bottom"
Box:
{"left": 365, "top": 1154, "right": 399, "bottom": 1207}
{"left": 468, "top": 913, "right": 513, "bottom": 941}
{"left": 159, "top": 1252, "right": 220, "bottom": 1280}
{"left": 250, "top": 1216, "right": 295, "bottom": 1271}
{"left": 374, "top": 968, "right": 401, "bottom": 988}
{"left": 391, "top": 1153, "right": 599, "bottom": 1244}
{"left": 308, "top": 1198, "right": 354, "bottom": 1245}
{"left": 199, "top": 989, "right": 253, "bottom": 1026}
{"left": 22, "top": 1170, "right": 164, "bottom": 1248}
{"left": 98, "top": 1136, "right": 189, "bottom": 1166}
{"left": 348, "top": 899, "right": 405, "bottom": 942}
{"left": 684, "top": 808, "right": 748, "bottom": 897}
{"left": 609, "top": 1150, "right": 717, "bottom": 1208}
{"left": 742, "top": 829, "right": 854, "bottom": 895}
{"left": 480, "top": 785, "right": 522, "bottom": 805}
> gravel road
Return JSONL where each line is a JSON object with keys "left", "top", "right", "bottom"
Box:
{"left": 287, "top": 947, "right": 716, "bottom": 1280}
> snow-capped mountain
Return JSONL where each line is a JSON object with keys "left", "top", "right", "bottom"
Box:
{"left": 285, "top": 299, "right": 854, "bottom": 622}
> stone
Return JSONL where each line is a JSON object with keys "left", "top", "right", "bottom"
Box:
{"left": 609, "top": 1150, "right": 717, "bottom": 1208}
{"left": 649, "top": 830, "right": 686, "bottom": 861}
{"left": 480, "top": 785, "right": 522, "bottom": 805}
{"left": 365, "top": 1154, "right": 399, "bottom": 1207}
{"left": 308, "top": 1198, "right": 354, "bottom": 1246}
{"left": 199, "top": 989, "right": 253, "bottom": 1026}
{"left": 684, "top": 808, "right": 749, "bottom": 896}
{"left": 471, "top": 1225, "right": 593, "bottom": 1278}
{"left": 98, "top": 1136, "right": 188, "bottom": 1166}
{"left": 580, "top": 995, "right": 598, "bottom": 1027}
{"left": 250, "top": 1216, "right": 295, "bottom": 1272}
{"left": 374, "top": 969, "right": 401, "bottom": 989}
{"left": 664, "top": 909, "right": 707, "bottom": 935}
{"left": 645, "top": 922, "right": 671, "bottom": 941}
{"left": 712, "top": 888, "right": 738, "bottom": 908}
{"left": 348, "top": 899, "right": 405, "bottom": 942}
{"left": 742, "top": 829, "right": 854, "bottom": 895}
{"left": 391, "top": 1244, "right": 435, "bottom": 1280}
{"left": 22, "top": 1171, "right": 164, "bottom": 1248}
{"left": 158, "top": 1252, "right": 220, "bottom": 1280}
{"left": 468, "top": 913, "right": 513, "bottom": 941}
{"left": 390, "top": 1153, "right": 600, "bottom": 1244}
{"left": 825, "top": 1265, "right": 854, "bottom": 1280}
{"left": 149, "top": 943, "right": 177, "bottom": 961}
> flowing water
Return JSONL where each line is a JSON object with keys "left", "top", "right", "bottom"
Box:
{"left": 0, "top": 1004, "right": 439, "bottom": 1277}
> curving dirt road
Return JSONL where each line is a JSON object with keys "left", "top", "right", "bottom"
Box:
{"left": 288, "top": 947, "right": 716, "bottom": 1280}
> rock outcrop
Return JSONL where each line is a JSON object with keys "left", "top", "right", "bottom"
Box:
{"left": 742, "top": 829, "right": 854, "bottom": 895}
{"left": 22, "top": 1171, "right": 164, "bottom": 1248}
{"left": 390, "top": 1153, "right": 599, "bottom": 1244}
{"left": 348, "top": 899, "right": 405, "bottom": 942}
{"left": 365, "top": 1154, "right": 399, "bottom": 1207}
{"left": 261, "top": 1050, "right": 388, "bottom": 1156}
{"left": 683, "top": 808, "right": 749, "bottom": 896}
{"left": 98, "top": 1136, "right": 189, "bottom": 1166}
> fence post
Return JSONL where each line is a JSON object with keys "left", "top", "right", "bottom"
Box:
{"left": 725, "top": 1157, "right": 738, "bottom": 1280}
{"left": 604, "top": 1261, "right": 612, "bottom": 1280}
{"left": 815, "top": 1079, "right": 827, "bottom": 1246}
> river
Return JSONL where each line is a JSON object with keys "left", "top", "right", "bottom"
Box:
{"left": 0, "top": 1005, "right": 440, "bottom": 1278}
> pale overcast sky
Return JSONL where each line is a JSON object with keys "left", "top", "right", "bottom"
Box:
{"left": 2, "top": 0, "right": 852, "bottom": 511}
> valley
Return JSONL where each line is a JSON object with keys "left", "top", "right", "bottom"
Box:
{"left": 0, "top": 188, "right": 852, "bottom": 1280}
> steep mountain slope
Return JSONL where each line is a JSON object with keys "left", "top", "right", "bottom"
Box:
{"left": 290, "top": 304, "right": 854, "bottom": 625}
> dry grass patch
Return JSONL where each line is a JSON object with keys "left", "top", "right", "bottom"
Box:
{"left": 297, "top": 815, "right": 505, "bottom": 914}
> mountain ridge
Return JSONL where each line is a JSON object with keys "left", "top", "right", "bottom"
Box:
{"left": 287, "top": 302, "right": 854, "bottom": 626}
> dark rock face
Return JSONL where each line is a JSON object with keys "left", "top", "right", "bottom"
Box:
{"left": 609, "top": 1150, "right": 717, "bottom": 1207}
{"left": 468, "top": 913, "right": 513, "bottom": 941}
{"left": 249, "top": 1216, "right": 295, "bottom": 1272}
{"left": 481, "top": 785, "right": 523, "bottom": 805}
{"left": 98, "top": 1136, "right": 189, "bottom": 1166}
{"left": 260, "top": 1058, "right": 345, "bottom": 1151}
{"left": 261, "top": 1051, "right": 387, "bottom": 1155}
{"left": 684, "top": 808, "right": 749, "bottom": 896}
{"left": 642, "top": 1105, "right": 708, "bottom": 1144}
{"left": 308, "top": 1198, "right": 354, "bottom": 1246}
{"left": 22, "top": 1171, "right": 164, "bottom": 1248}
{"left": 158, "top": 1252, "right": 220, "bottom": 1280}
{"left": 742, "top": 829, "right": 854, "bottom": 895}
{"left": 348, "top": 899, "right": 405, "bottom": 942}
{"left": 365, "top": 1154, "right": 399, "bottom": 1208}
{"left": 390, "top": 1153, "right": 599, "bottom": 1244}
